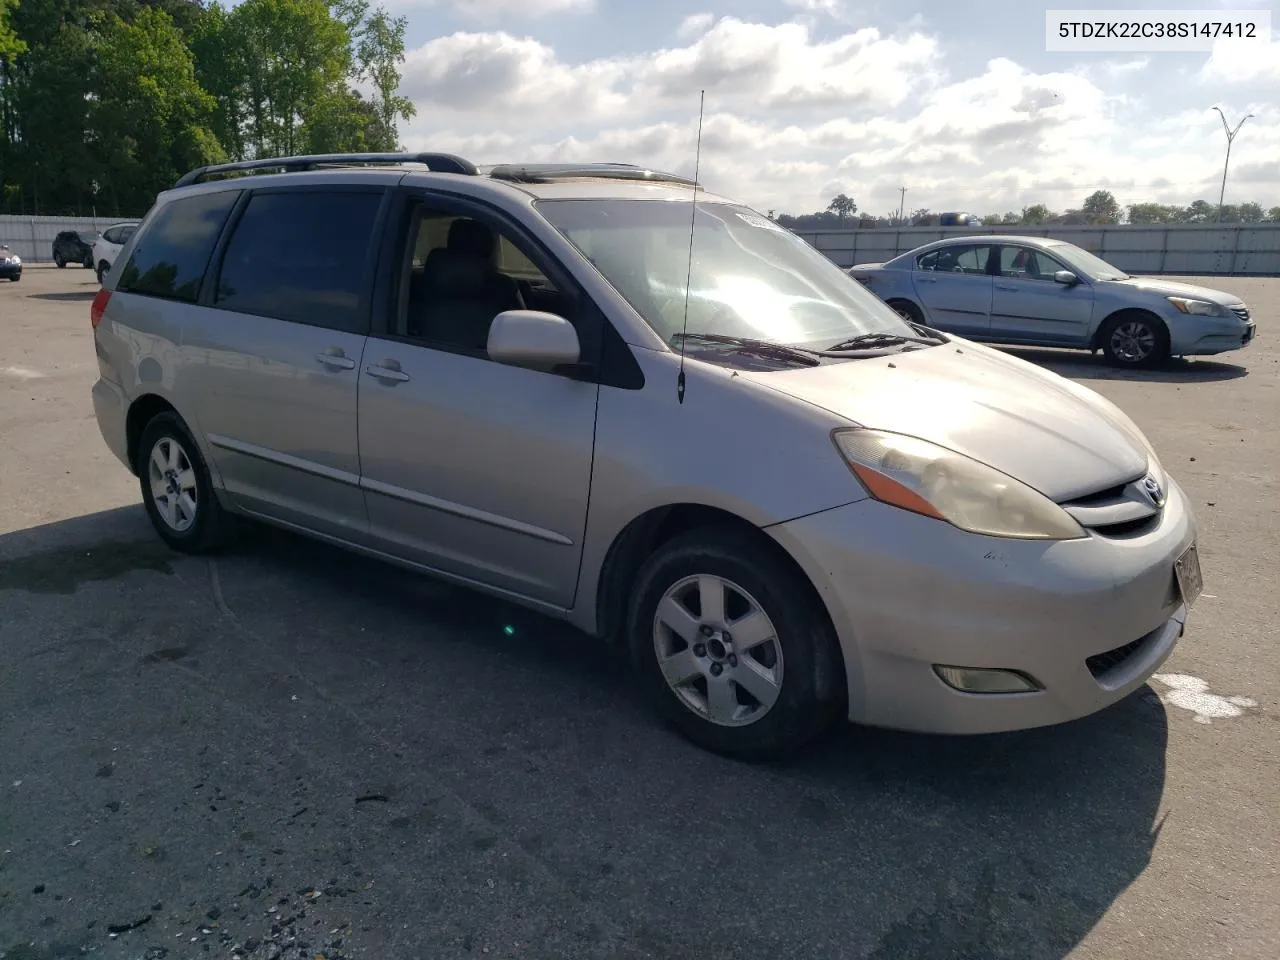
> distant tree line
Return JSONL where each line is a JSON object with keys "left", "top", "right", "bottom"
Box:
{"left": 772, "top": 190, "right": 1280, "bottom": 230}
{"left": 0, "top": 0, "right": 416, "bottom": 216}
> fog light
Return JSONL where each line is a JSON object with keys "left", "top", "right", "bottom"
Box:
{"left": 933, "top": 665, "right": 1041, "bottom": 694}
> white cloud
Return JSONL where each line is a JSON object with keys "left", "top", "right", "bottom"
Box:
{"left": 676, "top": 12, "right": 713, "bottom": 40}
{"left": 1199, "top": 28, "right": 1280, "bottom": 83}
{"left": 386, "top": 0, "right": 594, "bottom": 20}
{"left": 397, "top": 14, "right": 1280, "bottom": 216}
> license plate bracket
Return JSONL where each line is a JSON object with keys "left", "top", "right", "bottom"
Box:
{"left": 1174, "top": 542, "right": 1203, "bottom": 608}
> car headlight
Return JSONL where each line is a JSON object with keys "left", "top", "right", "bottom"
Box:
{"left": 832, "top": 428, "right": 1087, "bottom": 540}
{"left": 1168, "top": 296, "right": 1224, "bottom": 317}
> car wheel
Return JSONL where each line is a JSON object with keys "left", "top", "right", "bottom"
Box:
{"left": 136, "top": 412, "right": 232, "bottom": 554}
{"left": 1100, "top": 312, "right": 1170, "bottom": 369}
{"left": 54, "top": 254, "right": 66, "bottom": 268}
{"left": 627, "top": 527, "right": 845, "bottom": 761}
{"left": 97, "top": 261, "right": 109, "bottom": 284}
{"left": 887, "top": 298, "right": 925, "bottom": 325}
{"left": 83, "top": 255, "right": 94, "bottom": 268}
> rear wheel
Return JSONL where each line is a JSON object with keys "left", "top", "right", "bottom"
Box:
{"left": 886, "top": 298, "right": 925, "bottom": 325}
{"left": 82, "top": 254, "right": 94, "bottom": 268}
{"left": 1099, "top": 312, "right": 1170, "bottom": 368}
{"left": 136, "top": 412, "right": 232, "bottom": 554}
{"left": 627, "top": 527, "right": 845, "bottom": 761}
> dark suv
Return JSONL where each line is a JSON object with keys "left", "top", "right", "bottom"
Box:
{"left": 52, "top": 231, "right": 96, "bottom": 268}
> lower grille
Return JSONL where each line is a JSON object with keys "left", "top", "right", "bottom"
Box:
{"left": 1086, "top": 636, "right": 1147, "bottom": 679}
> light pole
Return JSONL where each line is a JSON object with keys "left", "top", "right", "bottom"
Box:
{"left": 1212, "top": 106, "right": 1253, "bottom": 222}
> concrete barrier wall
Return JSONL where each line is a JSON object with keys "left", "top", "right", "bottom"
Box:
{"left": 0, "top": 215, "right": 144, "bottom": 263}
{"left": 8, "top": 214, "right": 1280, "bottom": 275}
{"left": 794, "top": 223, "right": 1280, "bottom": 276}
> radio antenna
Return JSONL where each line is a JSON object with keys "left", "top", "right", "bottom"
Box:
{"left": 676, "top": 90, "right": 705, "bottom": 405}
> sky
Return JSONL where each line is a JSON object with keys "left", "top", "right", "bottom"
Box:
{"left": 370, "top": 0, "right": 1278, "bottom": 217}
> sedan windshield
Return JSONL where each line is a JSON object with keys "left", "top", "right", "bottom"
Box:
{"left": 1047, "top": 242, "right": 1130, "bottom": 281}
{"left": 535, "top": 199, "right": 918, "bottom": 349}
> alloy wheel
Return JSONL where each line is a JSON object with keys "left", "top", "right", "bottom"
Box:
{"left": 652, "top": 574, "right": 785, "bottom": 727}
{"left": 1109, "top": 321, "right": 1155, "bottom": 363}
{"left": 147, "top": 436, "right": 199, "bottom": 533}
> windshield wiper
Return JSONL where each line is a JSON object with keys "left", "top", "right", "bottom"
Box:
{"left": 823, "top": 329, "right": 943, "bottom": 352}
{"left": 671, "top": 332, "right": 822, "bottom": 366}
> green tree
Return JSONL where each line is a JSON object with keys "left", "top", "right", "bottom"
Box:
{"left": 353, "top": 4, "right": 413, "bottom": 147}
{"left": 1082, "top": 189, "right": 1120, "bottom": 224}
{"left": 1127, "top": 202, "right": 1177, "bottom": 224}
{"left": 0, "top": 0, "right": 25, "bottom": 58}
{"left": 91, "top": 7, "right": 224, "bottom": 211}
{"left": 826, "top": 193, "right": 855, "bottom": 219}
{"left": 1020, "top": 203, "right": 1052, "bottom": 225}
{"left": 1236, "top": 201, "right": 1264, "bottom": 223}
{"left": 1267, "top": 206, "right": 1280, "bottom": 222}
{"left": 232, "top": 0, "right": 353, "bottom": 157}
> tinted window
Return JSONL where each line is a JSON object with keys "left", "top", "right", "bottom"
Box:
{"left": 398, "top": 206, "right": 569, "bottom": 352}
{"left": 214, "top": 190, "right": 383, "bottom": 333}
{"left": 118, "top": 191, "right": 240, "bottom": 302}
{"left": 102, "top": 228, "right": 120, "bottom": 244}
{"left": 998, "top": 246, "right": 1063, "bottom": 281}
{"left": 916, "top": 244, "right": 991, "bottom": 274}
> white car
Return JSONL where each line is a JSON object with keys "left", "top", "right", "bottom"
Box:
{"left": 92, "top": 221, "right": 140, "bottom": 284}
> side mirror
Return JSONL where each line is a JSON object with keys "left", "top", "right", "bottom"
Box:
{"left": 1053, "top": 270, "right": 1080, "bottom": 285}
{"left": 487, "top": 310, "right": 581, "bottom": 372}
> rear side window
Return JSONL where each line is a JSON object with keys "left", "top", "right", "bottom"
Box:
{"left": 103, "top": 227, "right": 120, "bottom": 244}
{"left": 212, "top": 190, "right": 383, "bottom": 333}
{"left": 118, "top": 191, "right": 240, "bottom": 303}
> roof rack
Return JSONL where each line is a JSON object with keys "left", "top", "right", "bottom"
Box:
{"left": 173, "top": 152, "right": 479, "bottom": 188}
{"left": 486, "top": 163, "right": 697, "bottom": 186}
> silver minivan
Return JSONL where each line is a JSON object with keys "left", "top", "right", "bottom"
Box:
{"left": 91, "top": 153, "right": 1201, "bottom": 760}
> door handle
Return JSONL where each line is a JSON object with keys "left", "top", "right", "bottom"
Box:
{"left": 364, "top": 362, "right": 410, "bottom": 383}
{"left": 315, "top": 350, "right": 356, "bottom": 370}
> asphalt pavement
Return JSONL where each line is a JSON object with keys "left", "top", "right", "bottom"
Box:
{"left": 1, "top": 264, "right": 1277, "bottom": 959}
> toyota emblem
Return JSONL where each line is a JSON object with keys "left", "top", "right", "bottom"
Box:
{"left": 1141, "top": 474, "right": 1165, "bottom": 507}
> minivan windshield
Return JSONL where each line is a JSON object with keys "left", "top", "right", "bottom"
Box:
{"left": 1047, "top": 241, "right": 1130, "bottom": 281}
{"left": 536, "top": 199, "right": 919, "bottom": 350}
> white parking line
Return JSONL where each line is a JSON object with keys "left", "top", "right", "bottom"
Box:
{"left": 1151, "top": 673, "right": 1258, "bottom": 724}
{"left": 1, "top": 365, "right": 45, "bottom": 380}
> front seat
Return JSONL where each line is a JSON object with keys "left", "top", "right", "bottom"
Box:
{"left": 412, "top": 219, "right": 524, "bottom": 350}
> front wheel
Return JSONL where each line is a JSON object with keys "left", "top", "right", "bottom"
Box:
{"left": 627, "top": 528, "right": 845, "bottom": 761}
{"left": 136, "top": 412, "right": 232, "bottom": 553}
{"left": 54, "top": 254, "right": 66, "bottom": 268}
{"left": 97, "top": 261, "right": 110, "bottom": 284}
{"left": 1099, "top": 312, "right": 1170, "bottom": 368}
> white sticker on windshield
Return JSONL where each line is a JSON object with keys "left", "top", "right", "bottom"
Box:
{"left": 736, "top": 212, "right": 789, "bottom": 233}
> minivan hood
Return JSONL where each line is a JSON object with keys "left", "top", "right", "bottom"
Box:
{"left": 740, "top": 342, "right": 1151, "bottom": 502}
{"left": 1115, "top": 276, "right": 1243, "bottom": 306}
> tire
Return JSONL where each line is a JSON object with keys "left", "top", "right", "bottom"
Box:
{"left": 97, "top": 261, "right": 110, "bottom": 285}
{"left": 83, "top": 255, "right": 94, "bottom": 268}
{"left": 626, "top": 527, "right": 845, "bottom": 761}
{"left": 54, "top": 254, "right": 66, "bottom": 268}
{"left": 136, "top": 411, "right": 232, "bottom": 554}
{"left": 887, "top": 298, "right": 925, "bottom": 325}
{"left": 1099, "top": 312, "right": 1170, "bottom": 369}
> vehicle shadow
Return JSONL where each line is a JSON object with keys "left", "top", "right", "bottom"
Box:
{"left": 25, "top": 290, "right": 99, "bottom": 302}
{"left": 999, "top": 346, "right": 1248, "bottom": 383}
{"left": 1, "top": 508, "right": 1170, "bottom": 959}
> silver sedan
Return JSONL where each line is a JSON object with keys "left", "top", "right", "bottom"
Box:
{"left": 848, "top": 236, "right": 1257, "bottom": 368}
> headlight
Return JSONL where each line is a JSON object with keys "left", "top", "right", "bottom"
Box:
{"left": 11, "top": 256, "right": 19, "bottom": 264}
{"left": 832, "top": 428, "right": 1087, "bottom": 540}
{"left": 1168, "top": 296, "right": 1224, "bottom": 317}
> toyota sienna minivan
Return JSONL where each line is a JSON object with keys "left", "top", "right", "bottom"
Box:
{"left": 90, "top": 152, "right": 1202, "bottom": 760}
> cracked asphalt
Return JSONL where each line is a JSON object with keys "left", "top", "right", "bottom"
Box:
{"left": 2, "top": 264, "right": 1277, "bottom": 959}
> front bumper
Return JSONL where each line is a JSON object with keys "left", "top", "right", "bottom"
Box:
{"left": 0, "top": 263, "right": 21, "bottom": 279}
{"left": 767, "top": 478, "right": 1196, "bottom": 734}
